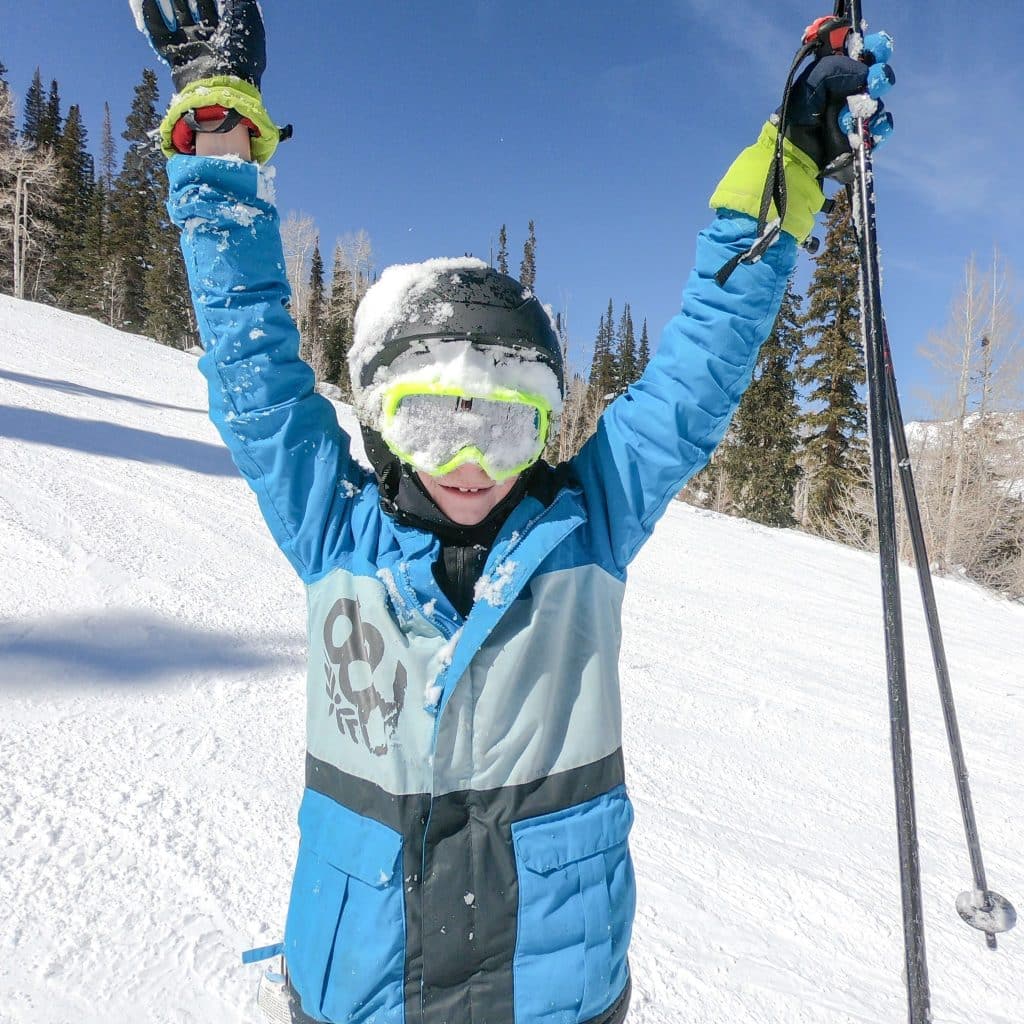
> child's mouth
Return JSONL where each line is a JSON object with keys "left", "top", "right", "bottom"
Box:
{"left": 441, "top": 485, "right": 492, "bottom": 496}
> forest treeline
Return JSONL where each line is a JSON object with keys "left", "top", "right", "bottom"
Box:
{"left": 2, "top": 62, "right": 1021, "bottom": 598}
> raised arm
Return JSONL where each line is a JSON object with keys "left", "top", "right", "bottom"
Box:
{"left": 572, "top": 29, "right": 894, "bottom": 571}
{"left": 571, "top": 199, "right": 800, "bottom": 572}
{"left": 133, "top": 0, "right": 367, "bottom": 580}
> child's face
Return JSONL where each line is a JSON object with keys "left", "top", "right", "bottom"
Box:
{"left": 417, "top": 464, "right": 520, "bottom": 526}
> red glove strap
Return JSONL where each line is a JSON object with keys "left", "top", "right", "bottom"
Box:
{"left": 171, "top": 105, "right": 261, "bottom": 155}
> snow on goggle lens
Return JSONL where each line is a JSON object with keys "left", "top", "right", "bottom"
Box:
{"left": 381, "top": 391, "right": 548, "bottom": 481}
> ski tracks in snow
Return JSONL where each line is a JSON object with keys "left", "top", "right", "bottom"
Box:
{"left": 2, "top": 298, "right": 1022, "bottom": 1023}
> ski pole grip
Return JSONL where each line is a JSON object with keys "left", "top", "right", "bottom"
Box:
{"left": 869, "top": 112, "right": 894, "bottom": 148}
{"left": 867, "top": 63, "right": 896, "bottom": 99}
{"left": 862, "top": 31, "right": 894, "bottom": 65}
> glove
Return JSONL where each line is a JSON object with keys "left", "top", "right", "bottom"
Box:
{"left": 784, "top": 40, "right": 895, "bottom": 180}
{"left": 131, "top": 0, "right": 286, "bottom": 163}
{"left": 710, "top": 20, "right": 895, "bottom": 245}
{"left": 133, "top": 0, "right": 266, "bottom": 91}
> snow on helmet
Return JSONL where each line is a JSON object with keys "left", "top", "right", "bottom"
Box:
{"left": 348, "top": 258, "right": 565, "bottom": 436}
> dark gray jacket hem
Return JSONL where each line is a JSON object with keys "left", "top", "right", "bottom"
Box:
{"left": 286, "top": 973, "right": 631, "bottom": 1024}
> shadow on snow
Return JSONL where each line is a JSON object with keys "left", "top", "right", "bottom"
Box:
{"left": 0, "top": 611, "right": 303, "bottom": 690}
{"left": 0, "top": 368, "right": 206, "bottom": 415}
{"left": 0, "top": 405, "right": 235, "bottom": 477}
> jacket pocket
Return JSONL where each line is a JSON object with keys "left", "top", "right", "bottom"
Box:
{"left": 511, "top": 786, "right": 635, "bottom": 1024}
{"left": 285, "top": 788, "right": 405, "bottom": 1024}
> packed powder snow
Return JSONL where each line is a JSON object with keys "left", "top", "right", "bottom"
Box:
{"left": 1, "top": 296, "right": 1022, "bottom": 1023}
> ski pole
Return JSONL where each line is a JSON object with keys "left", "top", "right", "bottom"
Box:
{"left": 838, "top": 1, "right": 933, "bottom": 1020}
{"left": 881, "top": 325, "right": 1018, "bottom": 951}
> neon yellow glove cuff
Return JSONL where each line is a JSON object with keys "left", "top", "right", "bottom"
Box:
{"left": 160, "top": 77, "right": 281, "bottom": 164}
{"left": 709, "top": 122, "right": 825, "bottom": 243}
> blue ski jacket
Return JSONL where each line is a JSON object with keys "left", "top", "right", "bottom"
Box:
{"left": 168, "top": 155, "right": 796, "bottom": 1024}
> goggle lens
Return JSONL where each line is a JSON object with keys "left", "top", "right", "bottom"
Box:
{"left": 381, "top": 391, "right": 548, "bottom": 481}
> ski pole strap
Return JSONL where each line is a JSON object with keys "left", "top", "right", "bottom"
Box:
{"left": 715, "top": 37, "right": 820, "bottom": 286}
{"left": 714, "top": 218, "right": 783, "bottom": 287}
{"left": 242, "top": 942, "right": 285, "bottom": 965}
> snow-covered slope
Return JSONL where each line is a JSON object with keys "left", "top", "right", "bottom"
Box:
{"left": 1, "top": 295, "right": 1021, "bottom": 1024}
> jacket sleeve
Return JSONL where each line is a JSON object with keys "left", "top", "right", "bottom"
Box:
{"left": 570, "top": 211, "right": 797, "bottom": 572}
{"left": 167, "top": 155, "right": 368, "bottom": 580}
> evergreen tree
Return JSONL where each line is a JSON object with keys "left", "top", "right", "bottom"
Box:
{"left": 637, "top": 318, "right": 651, "bottom": 374}
{"left": 0, "top": 61, "right": 14, "bottom": 144}
{"left": 100, "top": 102, "right": 117, "bottom": 194}
{"left": 497, "top": 224, "right": 508, "bottom": 275}
{"left": 519, "top": 219, "right": 536, "bottom": 290}
{"left": 143, "top": 228, "right": 196, "bottom": 347}
{"left": 15, "top": 76, "right": 65, "bottom": 301}
{"left": 53, "top": 104, "right": 96, "bottom": 310}
{"left": 589, "top": 299, "right": 617, "bottom": 407}
{"left": 798, "top": 189, "right": 867, "bottom": 525}
{"left": 719, "top": 280, "right": 803, "bottom": 527}
{"left": 0, "top": 63, "right": 13, "bottom": 293}
{"left": 150, "top": 179, "right": 195, "bottom": 347}
{"left": 22, "top": 69, "right": 45, "bottom": 147}
{"left": 40, "top": 79, "right": 62, "bottom": 147}
{"left": 301, "top": 240, "right": 325, "bottom": 367}
{"left": 94, "top": 102, "right": 118, "bottom": 320}
{"left": 322, "top": 242, "right": 356, "bottom": 394}
{"left": 615, "top": 303, "right": 637, "bottom": 392}
{"left": 108, "top": 69, "right": 163, "bottom": 332}
{"left": 79, "top": 184, "right": 107, "bottom": 318}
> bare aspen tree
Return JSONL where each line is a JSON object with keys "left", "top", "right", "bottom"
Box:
{"left": 336, "top": 230, "right": 374, "bottom": 297}
{"left": 280, "top": 211, "right": 318, "bottom": 323}
{"left": 0, "top": 87, "right": 58, "bottom": 301}
{"left": 1, "top": 150, "right": 58, "bottom": 300}
{"left": 553, "top": 372, "right": 592, "bottom": 463}
{"left": 913, "top": 250, "right": 1024, "bottom": 596}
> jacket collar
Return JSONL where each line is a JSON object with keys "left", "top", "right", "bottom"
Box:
{"left": 435, "top": 483, "right": 586, "bottom": 716}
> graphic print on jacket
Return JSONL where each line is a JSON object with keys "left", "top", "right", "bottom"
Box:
{"left": 322, "top": 596, "right": 408, "bottom": 756}
{"left": 167, "top": 155, "right": 796, "bottom": 1024}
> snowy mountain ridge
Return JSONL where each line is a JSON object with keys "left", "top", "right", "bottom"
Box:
{"left": 905, "top": 411, "right": 1024, "bottom": 502}
{"left": 1, "top": 295, "right": 1021, "bottom": 1024}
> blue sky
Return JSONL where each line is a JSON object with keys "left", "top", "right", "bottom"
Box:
{"left": 2, "top": 0, "right": 1021, "bottom": 418}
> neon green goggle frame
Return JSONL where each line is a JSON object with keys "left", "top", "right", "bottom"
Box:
{"left": 379, "top": 382, "right": 553, "bottom": 482}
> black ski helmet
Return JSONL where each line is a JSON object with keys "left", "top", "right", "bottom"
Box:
{"left": 350, "top": 261, "right": 565, "bottom": 402}
{"left": 349, "top": 259, "right": 565, "bottom": 481}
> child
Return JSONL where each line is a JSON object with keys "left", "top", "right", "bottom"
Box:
{"left": 132, "top": 3, "right": 893, "bottom": 1022}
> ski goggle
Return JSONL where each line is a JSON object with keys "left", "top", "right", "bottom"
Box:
{"left": 379, "top": 383, "right": 552, "bottom": 482}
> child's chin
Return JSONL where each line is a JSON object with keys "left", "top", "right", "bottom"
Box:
{"left": 435, "top": 489, "right": 498, "bottom": 525}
